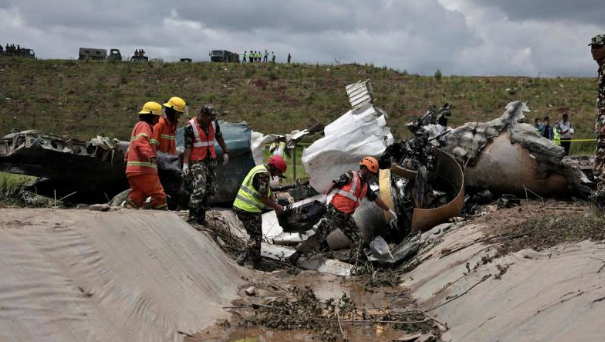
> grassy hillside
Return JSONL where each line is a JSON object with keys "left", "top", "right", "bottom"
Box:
{"left": 0, "top": 58, "right": 600, "bottom": 153}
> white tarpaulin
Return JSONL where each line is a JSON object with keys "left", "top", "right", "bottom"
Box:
{"left": 301, "top": 103, "right": 394, "bottom": 193}
{"left": 0, "top": 208, "right": 246, "bottom": 342}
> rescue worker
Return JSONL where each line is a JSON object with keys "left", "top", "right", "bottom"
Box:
{"left": 288, "top": 157, "right": 397, "bottom": 265}
{"left": 233, "top": 155, "right": 286, "bottom": 269}
{"left": 271, "top": 51, "right": 276, "bottom": 63}
{"left": 249, "top": 50, "right": 253, "bottom": 63}
{"left": 591, "top": 34, "right": 605, "bottom": 196}
{"left": 553, "top": 126, "right": 561, "bottom": 146}
{"left": 126, "top": 102, "right": 167, "bottom": 210}
{"left": 287, "top": 53, "right": 291, "bottom": 64}
{"left": 242, "top": 51, "right": 247, "bottom": 63}
{"left": 152, "top": 97, "right": 186, "bottom": 155}
{"left": 556, "top": 113, "right": 574, "bottom": 155}
{"left": 182, "top": 104, "right": 229, "bottom": 224}
{"left": 263, "top": 50, "right": 268, "bottom": 63}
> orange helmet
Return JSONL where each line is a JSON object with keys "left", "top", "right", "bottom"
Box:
{"left": 360, "top": 156, "right": 379, "bottom": 173}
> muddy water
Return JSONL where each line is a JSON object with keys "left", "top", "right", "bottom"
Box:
{"left": 221, "top": 272, "right": 410, "bottom": 342}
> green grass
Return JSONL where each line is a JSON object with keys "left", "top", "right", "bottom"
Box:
{"left": 0, "top": 172, "right": 52, "bottom": 207}
{"left": 261, "top": 145, "right": 308, "bottom": 182}
{"left": 0, "top": 59, "right": 601, "bottom": 158}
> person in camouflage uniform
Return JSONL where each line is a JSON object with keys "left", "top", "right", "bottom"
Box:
{"left": 182, "top": 105, "right": 229, "bottom": 224}
{"left": 591, "top": 34, "right": 605, "bottom": 197}
{"left": 288, "top": 157, "right": 397, "bottom": 265}
{"left": 233, "top": 156, "right": 286, "bottom": 269}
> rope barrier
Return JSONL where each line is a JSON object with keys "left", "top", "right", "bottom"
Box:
{"left": 559, "top": 139, "right": 597, "bottom": 142}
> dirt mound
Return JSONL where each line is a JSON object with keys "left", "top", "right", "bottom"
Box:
{"left": 0, "top": 208, "right": 247, "bottom": 342}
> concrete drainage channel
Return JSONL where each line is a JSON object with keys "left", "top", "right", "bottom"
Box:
{"left": 1, "top": 80, "right": 603, "bottom": 342}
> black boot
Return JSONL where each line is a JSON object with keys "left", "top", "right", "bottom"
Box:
{"left": 188, "top": 208, "right": 197, "bottom": 222}
{"left": 286, "top": 251, "right": 301, "bottom": 265}
{"left": 236, "top": 251, "right": 247, "bottom": 266}
{"left": 252, "top": 258, "right": 263, "bottom": 270}
{"left": 196, "top": 208, "right": 207, "bottom": 225}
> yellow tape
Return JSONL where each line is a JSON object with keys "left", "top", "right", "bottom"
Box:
{"left": 560, "top": 139, "right": 597, "bottom": 142}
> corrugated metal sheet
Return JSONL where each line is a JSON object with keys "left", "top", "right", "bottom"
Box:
{"left": 346, "top": 79, "right": 374, "bottom": 109}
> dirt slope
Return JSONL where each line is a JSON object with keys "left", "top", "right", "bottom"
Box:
{"left": 0, "top": 208, "right": 248, "bottom": 342}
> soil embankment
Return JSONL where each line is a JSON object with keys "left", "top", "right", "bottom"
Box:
{"left": 0, "top": 208, "right": 247, "bottom": 342}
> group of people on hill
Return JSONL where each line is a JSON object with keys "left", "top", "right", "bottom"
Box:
{"left": 242, "top": 50, "right": 292, "bottom": 64}
{"left": 133, "top": 49, "right": 146, "bottom": 57}
{"left": 534, "top": 113, "right": 574, "bottom": 155}
{"left": 1, "top": 43, "right": 25, "bottom": 55}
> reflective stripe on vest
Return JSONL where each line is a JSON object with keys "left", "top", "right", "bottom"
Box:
{"left": 329, "top": 171, "right": 367, "bottom": 214}
{"left": 190, "top": 118, "right": 216, "bottom": 147}
{"left": 233, "top": 165, "right": 271, "bottom": 213}
{"left": 331, "top": 171, "right": 360, "bottom": 202}
{"left": 160, "top": 134, "right": 176, "bottom": 140}
{"left": 131, "top": 133, "right": 149, "bottom": 141}
{"left": 127, "top": 161, "right": 158, "bottom": 169}
{"left": 189, "top": 118, "right": 217, "bottom": 161}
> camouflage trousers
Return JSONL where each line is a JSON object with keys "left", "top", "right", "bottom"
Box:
{"left": 595, "top": 135, "right": 605, "bottom": 194}
{"left": 296, "top": 205, "right": 362, "bottom": 260}
{"left": 189, "top": 159, "right": 217, "bottom": 210}
{"left": 235, "top": 208, "right": 263, "bottom": 263}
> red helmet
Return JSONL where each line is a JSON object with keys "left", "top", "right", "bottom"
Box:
{"left": 268, "top": 155, "right": 287, "bottom": 173}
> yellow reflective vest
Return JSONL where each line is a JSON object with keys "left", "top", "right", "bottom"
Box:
{"left": 553, "top": 127, "right": 561, "bottom": 146}
{"left": 233, "top": 165, "right": 271, "bottom": 213}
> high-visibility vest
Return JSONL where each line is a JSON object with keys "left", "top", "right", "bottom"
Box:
{"left": 329, "top": 171, "right": 368, "bottom": 215}
{"left": 188, "top": 118, "right": 217, "bottom": 162}
{"left": 553, "top": 127, "right": 561, "bottom": 146}
{"left": 233, "top": 165, "right": 271, "bottom": 213}
{"left": 152, "top": 117, "right": 177, "bottom": 155}
{"left": 126, "top": 121, "right": 158, "bottom": 175}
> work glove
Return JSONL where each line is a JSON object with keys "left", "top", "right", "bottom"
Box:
{"left": 388, "top": 209, "right": 398, "bottom": 221}
{"left": 182, "top": 163, "right": 190, "bottom": 176}
{"left": 223, "top": 153, "right": 229, "bottom": 165}
{"left": 275, "top": 204, "right": 284, "bottom": 216}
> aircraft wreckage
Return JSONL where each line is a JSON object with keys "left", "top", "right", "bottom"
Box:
{"left": 0, "top": 81, "right": 595, "bottom": 253}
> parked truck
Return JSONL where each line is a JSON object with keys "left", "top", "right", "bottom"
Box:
{"left": 78, "top": 48, "right": 122, "bottom": 61}
{"left": 209, "top": 50, "right": 240, "bottom": 63}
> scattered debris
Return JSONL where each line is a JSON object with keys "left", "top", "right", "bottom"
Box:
{"left": 245, "top": 286, "right": 257, "bottom": 296}
{"left": 89, "top": 203, "right": 110, "bottom": 211}
{"left": 241, "top": 286, "right": 441, "bottom": 341}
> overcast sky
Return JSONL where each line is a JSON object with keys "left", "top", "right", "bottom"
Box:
{"left": 0, "top": 0, "right": 602, "bottom": 76}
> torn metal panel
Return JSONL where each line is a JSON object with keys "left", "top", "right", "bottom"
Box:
{"left": 273, "top": 231, "right": 315, "bottom": 246}
{"left": 408, "top": 149, "right": 465, "bottom": 232}
{"left": 442, "top": 101, "right": 591, "bottom": 196}
{"left": 302, "top": 104, "right": 394, "bottom": 193}
{"left": 345, "top": 79, "right": 374, "bottom": 109}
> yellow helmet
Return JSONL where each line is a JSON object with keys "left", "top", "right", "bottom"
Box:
{"left": 138, "top": 101, "right": 163, "bottom": 115}
{"left": 163, "top": 97, "right": 187, "bottom": 113}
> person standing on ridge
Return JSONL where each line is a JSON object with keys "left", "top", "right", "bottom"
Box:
{"left": 556, "top": 113, "right": 574, "bottom": 155}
